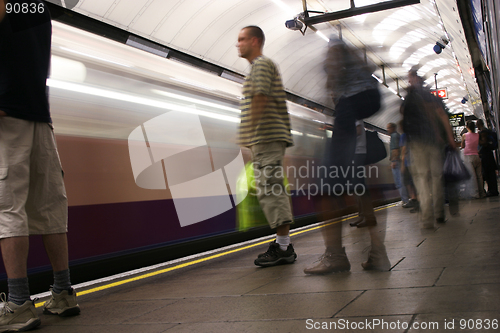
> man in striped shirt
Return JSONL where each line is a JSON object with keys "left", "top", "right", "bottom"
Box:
{"left": 236, "top": 26, "right": 296, "bottom": 267}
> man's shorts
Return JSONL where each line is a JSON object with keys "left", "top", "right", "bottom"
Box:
{"left": 250, "top": 141, "right": 293, "bottom": 229}
{"left": 0, "top": 117, "right": 68, "bottom": 238}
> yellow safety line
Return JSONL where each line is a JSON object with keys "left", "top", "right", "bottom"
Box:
{"left": 34, "top": 203, "right": 397, "bottom": 308}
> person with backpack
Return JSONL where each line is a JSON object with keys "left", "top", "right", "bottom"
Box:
{"left": 477, "top": 119, "right": 499, "bottom": 196}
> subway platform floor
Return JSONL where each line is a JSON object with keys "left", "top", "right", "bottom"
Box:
{"left": 35, "top": 196, "right": 500, "bottom": 333}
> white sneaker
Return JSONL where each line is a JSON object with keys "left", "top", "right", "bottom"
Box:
{"left": 304, "top": 247, "right": 351, "bottom": 274}
{"left": 0, "top": 293, "right": 41, "bottom": 332}
{"left": 43, "top": 288, "right": 80, "bottom": 317}
{"left": 361, "top": 249, "right": 391, "bottom": 271}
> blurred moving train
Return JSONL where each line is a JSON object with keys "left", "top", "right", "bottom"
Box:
{"left": 0, "top": 22, "right": 399, "bottom": 293}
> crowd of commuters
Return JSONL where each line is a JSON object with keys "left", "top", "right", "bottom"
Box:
{"left": 393, "top": 115, "right": 498, "bottom": 219}
{"left": 396, "top": 67, "right": 498, "bottom": 226}
{"left": 236, "top": 25, "right": 498, "bottom": 277}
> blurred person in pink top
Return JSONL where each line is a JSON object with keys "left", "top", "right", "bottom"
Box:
{"left": 461, "top": 120, "right": 485, "bottom": 198}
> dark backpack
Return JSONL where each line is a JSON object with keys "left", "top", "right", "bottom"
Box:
{"left": 364, "top": 130, "right": 387, "bottom": 165}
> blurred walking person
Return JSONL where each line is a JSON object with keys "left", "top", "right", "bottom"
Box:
{"left": 401, "top": 67, "right": 456, "bottom": 228}
{"left": 476, "top": 119, "right": 498, "bottom": 197}
{"left": 398, "top": 122, "right": 418, "bottom": 210}
{"left": 304, "top": 34, "right": 390, "bottom": 274}
{"left": 387, "top": 123, "right": 409, "bottom": 205}
{"left": 461, "top": 120, "right": 485, "bottom": 198}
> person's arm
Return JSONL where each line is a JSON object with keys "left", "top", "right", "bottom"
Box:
{"left": 479, "top": 130, "right": 488, "bottom": 146}
{"left": 250, "top": 94, "right": 267, "bottom": 126}
{"left": 0, "top": 0, "right": 6, "bottom": 116}
{"left": 389, "top": 134, "right": 400, "bottom": 168}
{"left": 390, "top": 148, "right": 400, "bottom": 161}
{"left": 461, "top": 134, "right": 466, "bottom": 149}
{"left": 390, "top": 148, "right": 400, "bottom": 169}
{"left": 435, "top": 103, "right": 456, "bottom": 148}
{"left": 250, "top": 59, "right": 273, "bottom": 127}
{"left": 0, "top": 0, "right": 6, "bottom": 22}
{"left": 401, "top": 146, "right": 406, "bottom": 171}
{"left": 356, "top": 124, "right": 362, "bottom": 136}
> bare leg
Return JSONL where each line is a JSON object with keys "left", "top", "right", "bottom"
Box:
{"left": 276, "top": 224, "right": 290, "bottom": 236}
{"left": 363, "top": 203, "right": 391, "bottom": 271}
{"left": 321, "top": 221, "right": 343, "bottom": 252}
{"left": 303, "top": 195, "right": 350, "bottom": 274}
{"left": 318, "top": 195, "right": 343, "bottom": 251}
{"left": 42, "top": 233, "right": 69, "bottom": 272}
{"left": 0, "top": 236, "right": 29, "bottom": 279}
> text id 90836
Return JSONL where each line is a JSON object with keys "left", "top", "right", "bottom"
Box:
{"left": 6, "top": 2, "right": 45, "bottom": 14}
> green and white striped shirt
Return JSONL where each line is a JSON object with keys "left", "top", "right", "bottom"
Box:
{"left": 237, "top": 55, "right": 293, "bottom": 148}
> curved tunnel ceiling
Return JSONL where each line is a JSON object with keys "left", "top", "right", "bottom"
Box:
{"left": 57, "top": 0, "right": 482, "bottom": 129}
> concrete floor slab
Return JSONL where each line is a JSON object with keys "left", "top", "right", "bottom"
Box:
{"left": 125, "top": 292, "right": 362, "bottom": 324}
{"left": 337, "top": 284, "right": 500, "bottom": 317}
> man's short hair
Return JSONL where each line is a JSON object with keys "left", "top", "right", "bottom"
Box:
{"left": 388, "top": 122, "right": 397, "bottom": 129}
{"left": 243, "top": 25, "right": 265, "bottom": 47}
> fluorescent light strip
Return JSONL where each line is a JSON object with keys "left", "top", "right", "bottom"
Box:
{"left": 270, "top": 0, "right": 296, "bottom": 16}
{"left": 152, "top": 89, "right": 240, "bottom": 113}
{"left": 316, "top": 31, "right": 330, "bottom": 42}
{"left": 387, "top": 86, "right": 398, "bottom": 95}
{"left": 170, "top": 77, "right": 215, "bottom": 91}
{"left": 47, "top": 79, "right": 240, "bottom": 123}
{"left": 60, "top": 47, "right": 132, "bottom": 68}
{"left": 372, "top": 74, "right": 383, "bottom": 83}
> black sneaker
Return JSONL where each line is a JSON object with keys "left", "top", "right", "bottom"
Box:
{"left": 254, "top": 241, "right": 297, "bottom": 267}
{"left": 356, "top": 217, "right": 377, "bottom": 228}
{"left": 402, "top": 199, "right": 416, "bottom": 208}
{"left": 349, "top": 215, "right": 364, "bottom": 227}
{"left": 436, "top": 217, "right": 446, "bottom": 224}
{"left": 410, "top": 202, "right": 420, "bottom": 213}
{"left": 257, "top": 240, "right": 277, "bottom": 258}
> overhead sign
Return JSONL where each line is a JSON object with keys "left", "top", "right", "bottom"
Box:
{"left": 431, "top": 88, "right": 448, "bottom": 99}
{"left": 449, "top": 112, "right": 465, "bottom": 127}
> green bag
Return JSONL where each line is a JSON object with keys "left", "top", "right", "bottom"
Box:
{"left": 236, "top": 162, "right": 291, "bottom": 232}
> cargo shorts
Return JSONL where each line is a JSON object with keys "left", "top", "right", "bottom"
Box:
{"left": 0, "top": 117, "right": 68, "bottom": 238}
{"left": 250, "top": 141, "right": 293, "bottom": 229}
